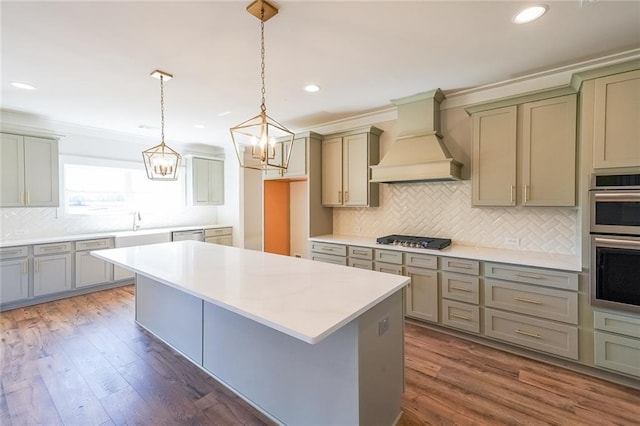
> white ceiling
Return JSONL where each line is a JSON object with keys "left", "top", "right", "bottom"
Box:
{"left": 2, "top": 1, "right": 639, "bottom": 148}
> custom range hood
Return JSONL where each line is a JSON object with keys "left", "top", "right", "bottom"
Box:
{"left": 370, "top": 89, "right": 463, "bottom": 183}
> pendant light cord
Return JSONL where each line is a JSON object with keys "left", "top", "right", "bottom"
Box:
{"left": 160, "top": 75, "right": 166, "bottom": 145}
{"left": 260, "top": 7, "right": 266, "bottom": 114}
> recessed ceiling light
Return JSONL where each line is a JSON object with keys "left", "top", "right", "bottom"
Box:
{"left": 11, "top": 81, "right": 36, "bottom": 90}
{"left": 304, "top": 84, "right": 320, "bottom": 93}
{"left": 194, "top": 124, "right": 205, "bottom": 129}
{"left": 513, "top": 5, "right": 548, "bottom": 24}
{"left": 217, "top": 111, "right": 232, "bottom": 117}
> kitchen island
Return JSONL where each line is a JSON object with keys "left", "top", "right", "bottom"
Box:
{"left": 92, "top": 240, "right": 409, "bottom": 426}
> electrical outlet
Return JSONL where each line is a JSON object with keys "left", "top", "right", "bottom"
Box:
{"left": 505, "top": 237, "right": 520, "bottom": 247}
{"left": 378, "top": 317, "right": 389, "bottom": 336}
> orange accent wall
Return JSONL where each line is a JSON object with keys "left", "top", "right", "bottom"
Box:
{"left": 264, "top": 180, "right": 290, "bottom": 255}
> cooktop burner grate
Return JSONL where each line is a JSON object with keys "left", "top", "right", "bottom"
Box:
{"left": 376, "top": 234, "right": 452, "bottom": 250}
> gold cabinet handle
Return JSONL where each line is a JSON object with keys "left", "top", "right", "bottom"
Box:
{"left": 450, "top": 313, "right": 472, "bottom": 321}
{"left": 449, "top": 285, "right": 472, "bottom": 293}
{"left": 345, "top": 190, "right": 349, "bottom": 202}
{"left": 23, "top": 260, "right": 28, "bottom": 275}
{"left": 510, "top": 185, "right": 515, "bottom": 204}
{"left": 1, "top": 249, "right": 22, "bottom": 256}
{"left": 26, "top": 192, "right": 30, "bottom": 205}
{"left": 515, "top": 272, "right": 543, "bottom": 280}
{"left": 515, "top": 296, "right": 542, "bottom": 305}
{"left": 524, "top": 185, "right": 529, "bottom": 203}
{"left": 353, "top": 250, "right": 369, "bottom": 256}
{"left": 338, "top": 191, "right": 342, "bottom": 203}
{"left": 35, "top": 259, "right": 39, "bottom": 273}
{"left": 514, "top": 329, "right": 541, "bottom": 339}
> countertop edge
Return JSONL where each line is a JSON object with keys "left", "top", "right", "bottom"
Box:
{"left": 309, "top": 234, "right": 582, "bottom": 272}
{"left": 0, "top": 224, "right": 232, "bottom": 248}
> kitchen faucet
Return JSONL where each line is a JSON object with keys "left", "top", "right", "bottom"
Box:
{"left": 133, "top": 211, "right": 142, "bottom": 231}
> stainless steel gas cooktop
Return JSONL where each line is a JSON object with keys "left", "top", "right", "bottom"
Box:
{"left": 376, "top": 235, "right": 452, "bottom": 250}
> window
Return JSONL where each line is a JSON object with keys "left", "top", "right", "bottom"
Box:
{"left": 64, "top": 162, "right": 183, "bottom": 216}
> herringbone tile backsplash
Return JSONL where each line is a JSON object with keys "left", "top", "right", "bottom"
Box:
{"left": 333, "top": 181, "right": 578, "bottom": 255}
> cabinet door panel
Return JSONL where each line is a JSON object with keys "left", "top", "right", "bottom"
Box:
{"left": 75, "top": 251, "right": 112, "bottom": 288}
{"left": 321, "top": 138, "right": 343, "bottom": 206}
{"left": 193, "top": 157, "right": 211, "bottom": 204}
{"left": 472, "top": 106, "right": 517, "bottom": 206}
{"left": 283, "top": 138, "right": 306, "bottom": 178}
{"left": 0, "top": 133, "right": 25, "bottom": 206}
{"left": 34, "top": 254, "right": 72, "bottom": 296}
{"left": 0, "top": 259, "right": 29, "bottom": 303}
{"left": 593, "top": 69, "right": 640, "bottom": 168}
{"left": 24, "top": 136, "right": 59, "bottom": 206}
{"left": 209, "top": 160, "right": 224, "bottom": 204}
{"left": 521, "top": 95, "right": 576, "bottom": 206}
{"left": 343, "top": 134, "right": 368, "bottom": 206}
{"left": 405, "top": 266, "right": 438, "bottom": 323}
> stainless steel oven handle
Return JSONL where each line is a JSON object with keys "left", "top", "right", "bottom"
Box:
{"left": 593, "top": 192, "right": 640, "bottom": 201}
{"left": 594, "top": 237, "right": 640, "bottom": 248}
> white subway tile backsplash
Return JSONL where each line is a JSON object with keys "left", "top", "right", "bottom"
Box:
{"left": 333, "top": 181, "right": 577, "bottom": 255}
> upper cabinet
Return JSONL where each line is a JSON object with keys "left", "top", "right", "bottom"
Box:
{"left": 321, "top": 126, "right": 382, "bottom": 208}
{"left": 264, "top": 137, "right": 307, "bottom": 180}
{"left": 0, "top": 133, "right": 60, "bottom": 207}
{"left": 188, "top": 157, "right": 224, "bottom": 205}
{"left": 592, "top": 69, "right": 640, "bottom": 169}
{"left": 470, "top": 94, "right": 577, "bottom": 207}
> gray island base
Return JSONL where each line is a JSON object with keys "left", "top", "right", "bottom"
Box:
{"left": 93, "top": 241, "right": 408, "bottom": 425}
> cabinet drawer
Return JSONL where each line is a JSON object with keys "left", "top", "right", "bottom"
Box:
{"left": 76, "top": 238, "right": 113, "bottom": 251}
{"left": 485, "top": 262, "right": 578, "bottom": 291}
{"left": 0, "top": 246, "right": 28, "bottom": 259}
{"left": 594, "top": 331, "right": 640, "bottom": 378}
{"left": 594, "top": 311, "right": 640, "bottom": 339}
{"left": 375, "top": 249, "right": 403, "bottom": 265}
{"left": 485, "top": 279, "right": 578, "bottom": 324}
{"left": 205, "top": 227, "right": 232, "bottom": 237}
{"left": 484, "top": 308, "right": 578, "bottom": 360}
{"left": 442, "top": 300, "right": 480, "bottom": 334}
{"left": 442, "top": 257, "right": 479, "bottom": 275}
{"left": 34, "top": 242, "right": 71, "bottom": 256}
{"left": 310, "top": 242, "right": 347, "bottom": 257}
{"left": 311, "top": 253, "right": 347, "bottom": 266}
{"left": 404, "top": 252, "right": 437, "bottom": 270}
{"left": 375, "top": 262, "right": 403, "bottom": 275}
{"left": 348, "top": 258, "right": 373, "bottom": 270}
{"left": 441, "top": 272, "right": 480, "bottom": 304}
{"left": 348, "top": 246, "right": 373, "bottom": 260}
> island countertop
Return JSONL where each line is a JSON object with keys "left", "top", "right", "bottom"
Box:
{"left": 92, "top": 240, "right": 409, "bottom": 344}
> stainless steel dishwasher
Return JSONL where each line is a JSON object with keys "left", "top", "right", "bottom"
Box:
{"left": 171, "top": 229, "right": 205, "bottom": 242}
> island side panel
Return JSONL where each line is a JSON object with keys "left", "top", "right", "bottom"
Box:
{"left": 136, "top": 274, "right": 204, "bottom": 364}
{"left": 357, "top": 290, "right": 404, "bottom": 425}
{"left": 202, "top": 301, "right": 360, "bottom": 425}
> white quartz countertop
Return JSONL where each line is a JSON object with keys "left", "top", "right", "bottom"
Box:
{"left": 309, "top": 235, "right": 582, "bottom": 272}
{"left": 92, "top": 241, "right": 409, "bottom": 344}
{"left": 0, "top": 224, "right": 231, "bottom": 248}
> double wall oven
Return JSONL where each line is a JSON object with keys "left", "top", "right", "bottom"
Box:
{"left": 590, "top": 173, "right": 640, "bottom": 313}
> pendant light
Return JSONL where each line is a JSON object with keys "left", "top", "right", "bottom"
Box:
{"left": 142, "top": 70, "right": 182, "bottom": 180}
{"left": 230, "top": 0, "right": 295, "bottom": 171}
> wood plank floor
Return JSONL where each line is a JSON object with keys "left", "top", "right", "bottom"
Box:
{"left": 1, "top": 286, "right": 639, "bottom": 425}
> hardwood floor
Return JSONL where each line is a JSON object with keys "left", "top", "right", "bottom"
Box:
{"left": 1, "top": 286, "right": 639, "bottom": 425}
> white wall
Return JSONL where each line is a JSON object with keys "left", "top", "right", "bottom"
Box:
{"left": 1, "top": 110, "right": 224, "bottom": 240}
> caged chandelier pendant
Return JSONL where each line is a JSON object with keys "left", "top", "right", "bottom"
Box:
{"left": 230, "top": 0, "right": 295, "bottom": 172}
{"left": 142, "top": 70, "right": 182, "bottom": 180}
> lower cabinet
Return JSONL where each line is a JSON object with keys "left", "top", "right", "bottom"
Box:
{"left": 34, "top": 252, "right": 72, "bottom": 297}
{"left": 204, "top": 227, "right": 233, "bottom": 246}
{"left": 405, "top": 266, "right": 438, "bottom": 323}
{"left": 484, "top": 308, "right": 578, "bottom": 360}
{"left": 594, "top": 311, "right": 640, "bottom": 378}
{"left": 0, "top": 251, "right": 29, "bottom": 304}
{"left": 75, "top": 238, "right": 113, "bottom": 288}
{"left": 442, "top": 299, "right": 480, "bottom": 333}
